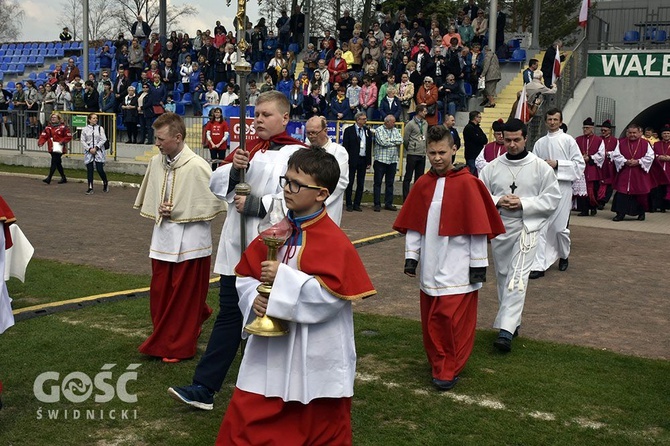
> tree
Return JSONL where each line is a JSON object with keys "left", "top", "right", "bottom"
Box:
{"left": 58, "top": 0, "right": 82, "bottom": 40}
{"left": 111, "top": 0, "right": 197, "bottom": 35}
{"left": 0, "top": 0, "right": 25, "bottom": 41}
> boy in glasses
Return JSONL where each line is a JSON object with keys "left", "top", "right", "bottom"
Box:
{"left": 216, "top": 147, "right": 375, "bottom": 444}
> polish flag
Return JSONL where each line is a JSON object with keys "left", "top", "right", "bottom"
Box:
{"left": 579, "top": 0, "right": 590, "bottom": 28}
{"left": 552, "top": 48, "right": 561, "bottom": 84}
{"left": 515, "top": 84, "right": 529, "bottom": 123}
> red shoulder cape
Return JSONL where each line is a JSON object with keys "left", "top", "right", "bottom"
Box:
{"left": 0, "top": 196, "right": 16, "bottom": 249}
{"left": 235, "top": 210, "right": 376, "bottom": 301}
{"left": 393, "top": 168, "right": 505, "bottom": 239}
{"left": 222, "top": 132, "right": 307, "bottom": 164}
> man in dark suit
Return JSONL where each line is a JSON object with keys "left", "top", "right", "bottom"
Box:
{"left": 342, "top": 112, "right": 373, "bottom": 212}
{"left": 412, "top": 42, "right": 434, "bottom": 78}
{"left": 161, "top": 58, "right": 178, "bottom": 92}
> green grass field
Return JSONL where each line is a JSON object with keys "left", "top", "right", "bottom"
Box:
{"left": 2, "top": 263, "right": 669, "bottom": 445}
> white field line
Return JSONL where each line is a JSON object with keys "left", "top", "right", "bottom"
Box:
{"left": 356, "top": 372, "right": 608, "bottom": 430}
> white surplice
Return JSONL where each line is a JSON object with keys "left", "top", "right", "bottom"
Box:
{"left": 531, "top": 131, "right": 585, "bottom": 271}
{"left": 404, "top": 176, "right": 488, "bottom": 296}
{"left": 236, "top": 248, "right": 354, "bottom": 404}
{"left": 479, "top": 152, "right": 561, "bottom": 333}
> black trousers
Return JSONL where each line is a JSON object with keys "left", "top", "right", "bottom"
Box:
{"left": 345, "top": 157, "right": 367, "bottom": 208}
{"left": 47, "top": 152, "right": 65, "bottom": 180}
{"left": 210, "top": 149, "right": 226, "bottom": 171}
{"left": 403, "top": 154, "right": 425, "bottom": 200}
{"left": 86, "top": 161, "right": 108, "bottom": 188}
{"left": 192, "top": 275, "right": 243, "bottom": 392}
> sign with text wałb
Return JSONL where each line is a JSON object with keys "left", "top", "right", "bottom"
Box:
{"left": 588, "top": 53, "right": 670, "bottom": 77}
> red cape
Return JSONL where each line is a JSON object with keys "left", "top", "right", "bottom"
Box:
{"left": 0, "top": 196, "right": 15, "bottom": 249}
{"left": 223, "top": 132, "right": 307, "bottom": 164}
{"left": 235, "top": 210, "right": 376, "bottom": 301}
{"left": 393, "top": 168, "right": 505, "bottom": 239}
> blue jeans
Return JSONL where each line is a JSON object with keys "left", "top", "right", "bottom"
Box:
{"left": 373, "top": 160, "right": 397, "bottom": 207}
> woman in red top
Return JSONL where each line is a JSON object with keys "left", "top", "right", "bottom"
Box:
{"left": 416, "top": 76, "right": 439, "bottom": 126}
{"left": 204, "top": 107, "right": 230, "bottom": 170}
{"left": 38, "top": 112, "right": 73, "bottom": 184}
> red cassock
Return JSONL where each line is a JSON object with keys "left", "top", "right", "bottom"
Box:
{"left": 393, "top": 168, "right": 504, "bottom": 382}
{"left": 575, "top": 134, "right": 604, "bottom": 182}
{"left": 614, "top": 138, "right": 654, "bottom": 194}
{"left": 600, "top": 136, "right": 618, "bottom": 185}
{"left": 0, "top": 196, "right": 16, "bottom": 249}
{"left": 650, "top": 140, "right": 670, "bottom": 187}
{"left": 482, "top": 142, "right": 507, "bottom": 163}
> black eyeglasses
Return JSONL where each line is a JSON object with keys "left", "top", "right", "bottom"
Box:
{"left": 279, "top": 176, "right": 326, "bottom": 194}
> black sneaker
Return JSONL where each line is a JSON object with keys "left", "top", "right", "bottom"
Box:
{"left": 493, "top": 336, "right": 512, "bottom": 352}
{"left": 103, "top": 184, "right": 110, "bottom": 193}
{"left": 432, "top": 376, "right": 459, "bottom": 391}
{"left": 85, "top": 188, "right": 94, "bottom": 195}
{"left": 168, "top": 384, "right": 214, "bottom": 410}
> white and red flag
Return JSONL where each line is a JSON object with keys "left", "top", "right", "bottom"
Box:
{"left": 579, "top": 0, "right": 590, "bottom": 28}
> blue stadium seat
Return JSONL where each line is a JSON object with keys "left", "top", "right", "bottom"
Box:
{"left": 36, "top": 56, "right": 44, "bottom": 67}
{"left": 46, "top": 49, "right": 56, "bottom": 58}
{"left": 15, "top": 43, "right": 23, "bottom": 50}
{"left": 0, "top": 44, "right": 7, "bottom": 50}
{"left": 623, "top": 30, "right": 640, "bottom": 43}
{"left": 16, "top": 64, "right": 25, "bottom": 75}
{"left": 48, "top": 63, "right": 56, "bottom": 71}
{"left": 645, "top": 27, "right": 657, "bottom": 40}
{"left": 6, "top": 81, "right": 15, "bottom": 90}
{"left": 21, "top": 49, "right": 30, "bottom": 56}
{"left": 30, "top": 43, "right": 38, "bottom": 50}
{"left": 54, "top": 42, "right": 63, "bottom": 50}
{"left": 1, "top": 56, "right": 9, "bottom": 64}
{"left": 172, "top": 91, "right": 182, "bottom": 102}
{"left": 47, "top": 42, "right": 55, "bottom": 49}
{"left": 28, "top": 72, "right": 37, "bottom": 79}
{"left": 653, "top": 30, "right": 668, "bottom": 43}
{"left": 509, "top": 48, "right": 526, "bottom": 64}
{"left": 252, "top": 61, "right": 265, "bottom": 73}
{"left": 508, "top": 39, "right": 521, "bottom": 50}
{"left": 175, "top": 103, "right": 186, "bottom": 115}
{"left": 56, "top": 49, "right": 65, "bottom": 57}
{"left": 215, "top": 81, "right": 226, "bottom": 94}
{"left": 6, "top": 64, "right": 17, "bottom": 74}
{"left": 63, "top": 42, "right": 71, "bottom": 50}
{"left": 38, "top": 71, "right": 48, "bottom": 80}
{"left": 7, "top": 44, "right": 15, "bottom": 50}
{"left": 0, "top": 72, "right": 3, "bottom": 81}
{"left": 38, "top": 43, "right": 47, "bottom": 50}
{"left": 0, "top": 63, "right": 8, "bottom": 73}
{"left": 288, "top": 43, "right": 300, "bottom": 54}
{"left": 0, "top": 49, "right": 4, "bottom": 57}
{"left": 27, "top": 57, "right": 37, "bottom": 67}
{"left": 464, "top": 82, "right": 473, "bottom": 96}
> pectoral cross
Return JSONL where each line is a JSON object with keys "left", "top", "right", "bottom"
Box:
{"left": 510, "top": 182, "right": 517, "bottom": 193}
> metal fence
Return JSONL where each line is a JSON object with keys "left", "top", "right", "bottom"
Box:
{"left": 527, "top": 37, "right": 588, "bottom": 147}
{"left": 0, "top": 110, "right": 117, "bottom": 160}
{"left": 588, "top": 4, "right": 670, "bottom": 49}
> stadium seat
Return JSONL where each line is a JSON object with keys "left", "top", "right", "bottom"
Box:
{"left": 15, "top": 43, "right": 23, "bottom": 50}
{"left": 36, "top": 56, "right": 45, "bottom": 67}
{"left": 653, "top": 30, "right": 668, "bottom": 43}
{"left": 175, "top": 103, "right": 186, "bottom": 115}
{"left": 46, "top": 49, "right": 56, "bottom": 58}
{"left": 63, "top": 42, "right": 72, "bottom": 50}
{"left": 30, "top": 43, "right": 38, "bottom": 50}
{"left": 0, "top": 50, "right": 4, "bottom": 57}
{"left": 47, "top": 42, "right": 55, "bottom": 49}
{"left": 464, "top": 82, "right": 473, "bottom": 96}
{"left": 38, "top": 72, "right": 48, "bottom": 80}
{"left": 288, "top": 43, "right": 300, "bottom": 54}
{"left": 54, "top": 42, "right": 63, "bottom": 50}
{"left": 6, "top": 64, "right": 17, "bottom": 74}
{"left": 508, "top": 39, "right": 521, "bottom": 51}
{"left": 623, "top": 30, "right": 640, "bottom": 43}
{"left": 509, "top": 48, "right": 526, "bottom": 65}
{"left": 48, "top": 63, "right": 56, "bottom": 71}
{"left": 38, "top": 43, "right": 47, "bottom": 50}
{"left": 645, "top": 27, "right": 657, "bottom": 40}
{"left": 0, "top": 72, "right": 3, "bottom": 81}
{"left": 27, "top": 56, "right": 37, "bottom": 67}
{"left": 6, "top": 81, "right": 15, "bottom": 90}
{"left": 172, "top": 91, "right": 182, "bottom": 102}
{"left": 215, "top": 81, "right": 226, "bottom": 94}
{"left": 21, "top": 49, "right": 30, "bottom": 56}
{"left": 28, "top": 72, "right": 37, "bottom": 80}
{"left": 0, "top": 64, "right": 7, "bottom": 73}
{"left": 7, "top": 44, "right": 16, "bottom": 50}
{"left": 16, "top": 64, "right": 25, "bottom": 75}
{"left": 0, "top": 44, "right": 7, "bottom": 50}
{"left": 1, "top": 56, "right": 9, "bottom": 64}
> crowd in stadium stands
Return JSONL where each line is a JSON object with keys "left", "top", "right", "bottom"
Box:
{"left": 1, "top": 5, "right": 515, "bottom": 141}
